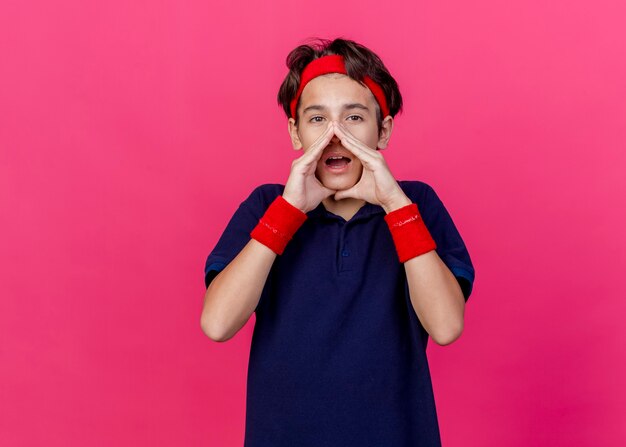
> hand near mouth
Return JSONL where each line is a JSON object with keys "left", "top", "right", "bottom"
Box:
{"left": 282, "top": 121, "right": 338, "bottom": 213}
{"left": 331, "top": 122, "right": 411, "bottom": 213}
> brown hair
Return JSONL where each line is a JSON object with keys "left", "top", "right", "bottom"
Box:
{"left": 277, "top": 37, "right": 403, "bottom": 136}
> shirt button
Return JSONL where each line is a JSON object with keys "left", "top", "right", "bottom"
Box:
{"left": 341, "top": 250, "right": 350, "bottom": 257}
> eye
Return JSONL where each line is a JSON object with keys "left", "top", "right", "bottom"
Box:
{"left": 309, "top": 116, "right": 324, "bottom": 123}
{"left": 347, "top": 115, "right": 363, "bottom": 121}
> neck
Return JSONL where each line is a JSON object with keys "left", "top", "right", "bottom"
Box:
{"left": 322, "top": 195, "right": 366, "bottom": 214}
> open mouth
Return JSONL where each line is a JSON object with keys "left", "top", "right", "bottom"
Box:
{"left": 325, "top": 156, "right": 352, "bottom": 168}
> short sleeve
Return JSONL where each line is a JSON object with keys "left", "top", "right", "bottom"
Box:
{"left": 420, "top": 184, "right": 476, "bottom": 301}
{"left": 203, "top": 185, "right": 269, "bottom": 289}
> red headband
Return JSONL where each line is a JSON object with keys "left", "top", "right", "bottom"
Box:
{"left": 289, "top": 54, "right": 390, "bottom": 120}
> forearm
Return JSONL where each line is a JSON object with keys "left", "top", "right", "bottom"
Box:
{"left": 201, "top": 238, "right": 276, "bottom": 342}
{"left": 404, "top": 250, "right": 465, "bottom": 345}
{"left": 384, "top": 195, "right": 465, "bottom": 346}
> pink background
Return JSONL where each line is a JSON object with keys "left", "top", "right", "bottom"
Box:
{"left": 1, "top": 0, "right": 625, "bottom": 445}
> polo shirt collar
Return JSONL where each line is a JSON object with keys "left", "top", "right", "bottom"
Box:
{"left": 306, "top": 200, "right": 386, "bottom": 222}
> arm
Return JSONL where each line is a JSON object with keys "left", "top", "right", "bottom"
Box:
{"left": 201, "top": 122, "right": 337, "bottom": 342}
{"left": 200, "top": 238, "right": 277, "bottom": 342}
{"left": 404, "top": 250, "right": 465, "bottom": 345}
{"left": 383, "top": 196, "right": 466, "bottom": 346}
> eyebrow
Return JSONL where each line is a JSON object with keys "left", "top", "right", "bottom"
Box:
{"left": 302, "top": 103, "right": 370, "bottom": 115}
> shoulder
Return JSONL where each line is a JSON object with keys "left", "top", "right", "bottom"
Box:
{"left": 397, "top": 179, "right": 437, "bottom": 205}
{"left": 397, "top": 180, "right": 450, "bottom": 222}
{"left": 241, "top": 183, "right": 285, "bottom": 209}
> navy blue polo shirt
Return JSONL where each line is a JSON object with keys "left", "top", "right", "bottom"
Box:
{"left": 204, "top": 180, "right": 475, "bottom": 447}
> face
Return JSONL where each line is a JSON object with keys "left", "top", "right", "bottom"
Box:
{"left": 288, "top": 73, "right": 387, "bottom": 192}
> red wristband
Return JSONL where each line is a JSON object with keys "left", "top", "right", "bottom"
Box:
{"left": 384, "top": 202, "right": 437, "bottom": 263}
{"left": 250, "top": 195, "right": 308, "bottom": 255}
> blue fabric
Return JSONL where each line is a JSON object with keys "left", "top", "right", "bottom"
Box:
{"left": 203, "top": 181, "right": 475, "bottom": 446}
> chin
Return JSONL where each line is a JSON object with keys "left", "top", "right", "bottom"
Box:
{"left": 323, "top": 177, "right": 357, "bottom": 192}
{"left": 316, "top": 166, "right": 362, "bottom": 194}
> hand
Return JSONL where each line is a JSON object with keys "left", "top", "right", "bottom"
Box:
{"left": 282, "top": 121, "right": 338, "bottom": 213}
{"left": 332, "top": 122, "right": 411, "bottom": 213}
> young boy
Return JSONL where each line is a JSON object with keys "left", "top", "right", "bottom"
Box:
{"left": 201, "top": 37, "right": 475, "bottom": 446}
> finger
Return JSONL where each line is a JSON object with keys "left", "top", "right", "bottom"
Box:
{"left": 314, "top": 177, "right": 337, "bottom": 199}
{"left": 334, "top": 186, "right": 358, "bottom": 201}
{"left": 333, "top": 123, "right": 380, "bottom": 168}
{"left": 335, "top": 122, "right": 379, "bottom": 158}
{"left": 300, "top": 121, "right": 336, "bottom": 165}
{"left": 322, "top": 186, "right": 338, "bottom": 199}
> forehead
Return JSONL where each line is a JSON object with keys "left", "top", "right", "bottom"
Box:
{"left": 299, "top": 73, "right": 375, "bottom": 108}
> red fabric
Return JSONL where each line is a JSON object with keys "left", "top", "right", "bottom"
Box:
{"left": 384, "top": 203, "right": 437, "bottom": 263}
{"left": 289, "top": 54, "right": 390, "bottom": 120}
{"left": 250, "top": 195, "right": 308, "bottom": 255}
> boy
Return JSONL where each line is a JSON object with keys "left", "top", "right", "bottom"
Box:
{"left": 201, "top": 37, "right": 475, "bottom": 446}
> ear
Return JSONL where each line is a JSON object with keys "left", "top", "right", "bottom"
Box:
{"left": 288, "top": 118, "right": 303, "bottom": 151}
{"left": 376, "top": 115, "right": 394, "bottom": 150}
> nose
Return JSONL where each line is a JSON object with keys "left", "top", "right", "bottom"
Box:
{"left": 330, "top": 121, "right": 340, "bottom": 143}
